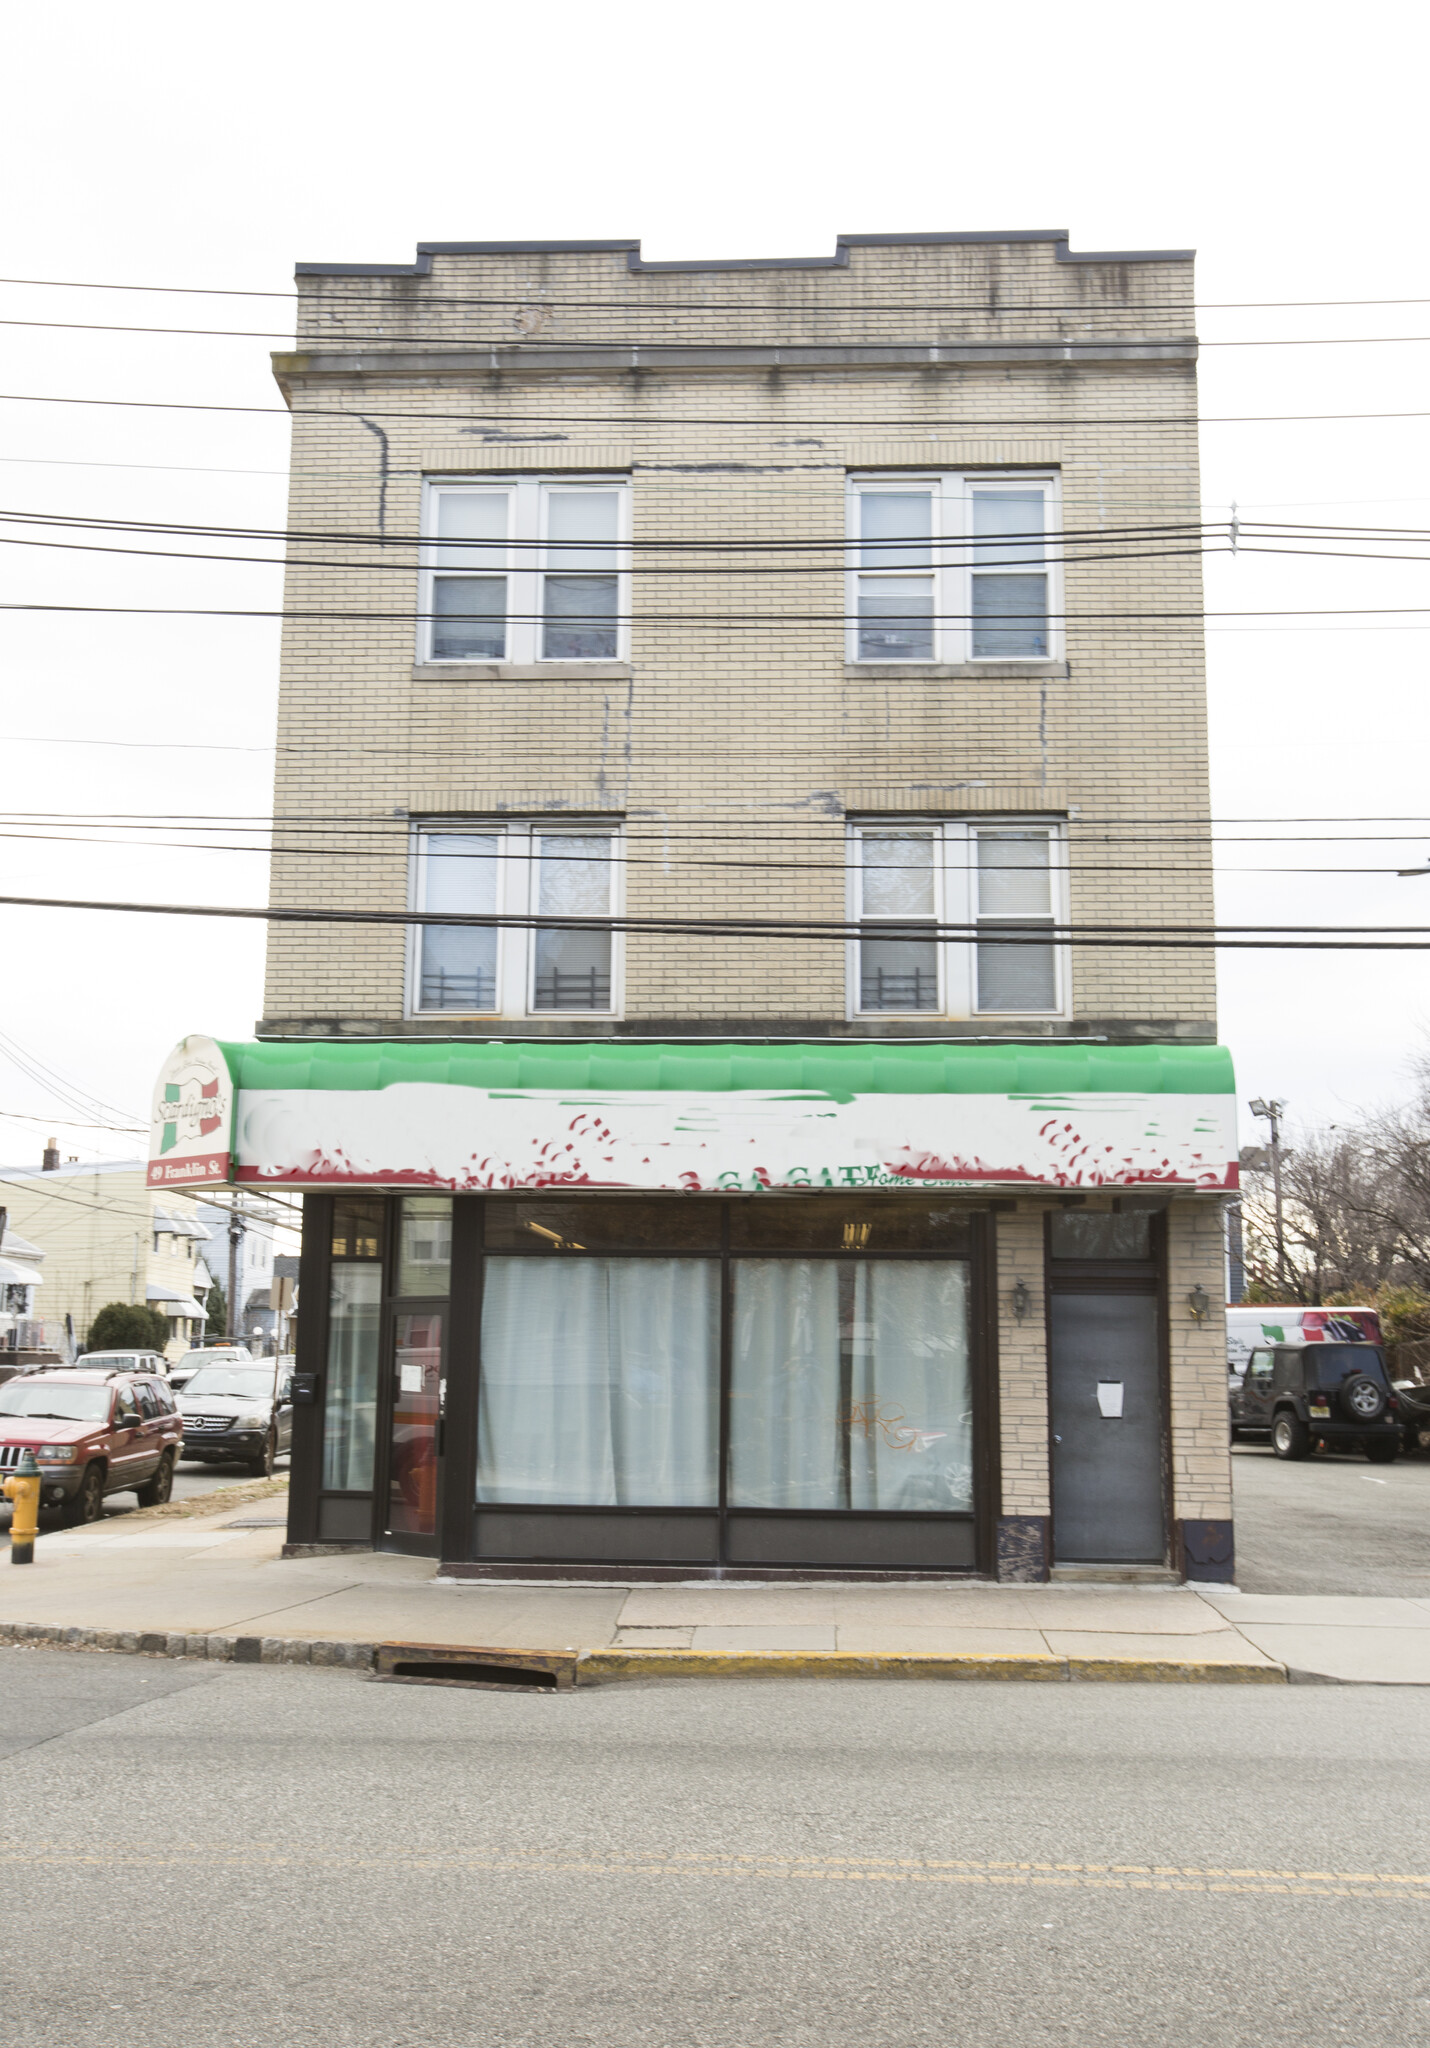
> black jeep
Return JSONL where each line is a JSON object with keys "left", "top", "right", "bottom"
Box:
{"left": 1230, "top": 1340, "right": 1401, "bottom": 1463}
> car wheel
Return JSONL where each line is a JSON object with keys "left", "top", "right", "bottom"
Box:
{"left": 247, "top": 1431, "right": 276, "bottom": 1479}
{"left": 62, "top": 1464, "right": 105, "bottom": 1525}
{"left": 1364, "top": 1439, "right": 1399, "bottom": 1464}
{"left": 135, "top": 1450, "right": 175, "bottom": 1507}
{"left": 1272, "top": 1411, "right": 1311, "bottom": 1461}
{"left": 1340, "top": 1373, "right": 1387, "bottom": 1423}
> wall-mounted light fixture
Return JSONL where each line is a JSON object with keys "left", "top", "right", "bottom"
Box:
{"left": 1011, "top": 1280, "right": 1032, "bottom": 1323}
{"left": 1187, "top": 1283, "right": 1211, "bottom": 1323}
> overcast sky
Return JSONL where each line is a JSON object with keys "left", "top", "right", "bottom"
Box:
{"left": 2, "top": 0, "right": 1428, "bottom": 1170}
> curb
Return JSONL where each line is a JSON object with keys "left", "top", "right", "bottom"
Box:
{"left": 0, "top": 1620, "right": 375, "bottom": 1668}
{"left": 578, "top": 1648, "right": 1287, "bottom": 1684}
{"left": 0, "top": 1622, "right": 1287, "bottom": 1684}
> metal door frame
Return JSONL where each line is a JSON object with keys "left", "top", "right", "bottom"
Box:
{"left": 371, "top": 1200, "right": 448, "bottom": 1557}
{"left": 1042, "top": 1208, "right": 1171, "bottom": 1567}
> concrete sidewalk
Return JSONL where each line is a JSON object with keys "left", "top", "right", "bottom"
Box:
{"left": 3, "top": 1494, "right": 1430, "bottom": 1683}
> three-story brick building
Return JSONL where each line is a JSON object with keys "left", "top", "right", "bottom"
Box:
{"left": 153, "top": 229, "right": 1236, "bottom": 1582}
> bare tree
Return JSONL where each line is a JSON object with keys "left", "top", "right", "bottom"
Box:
{"left": 1239, "top": 1063, "right": 1430, "bottom": 1304}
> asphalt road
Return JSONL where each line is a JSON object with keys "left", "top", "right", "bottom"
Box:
{"left": 0, "top": 1651, "right": 1425, "bottom": 2047}
{"left": 1232, "top": 1442, "right": 1430, "bottom": 1594}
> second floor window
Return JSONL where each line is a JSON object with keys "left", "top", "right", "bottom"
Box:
{"left": 410, "top": 824, "right": 622, "bottom": 1018}
{"left": 847, "top": 473, "right": 1060, "bottom": 663}
{"left": 420, "top": 478, "right": 630, "bottom": 664}
{"left": 850, "top": 822, "right": 1065, "bottom": 1018}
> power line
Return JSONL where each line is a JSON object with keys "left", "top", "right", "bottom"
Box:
{"left": 2, "top": 802, "right": 1427, "bottom": 835}
{"left": 0, "top": 532, "right": 1231, "bottom": 577}
{"left": 0, "top": 823, "right": 1414, "bottom": 878}
{"left": 12, "top": 530, "right": 1430, "bottom": 577}
{"left": 29, "top": 504, "right": 1430, "bottom": 546}
{"left": 0, "top": 1107, "right": 145, "bottom": 1135}
{"left": 20, "top": 505, "right": 1430, "bottom": 542}
{"left": 0, "top": 1167, "right": 305, "bottom": 1229}
{"left": 0, "top": 503, "right": 1216, "bottom": 549}
{"left": 9, "top": 600, "right": 1430, "bottom": 626}
{"left": 15, "top": 307, "right": 1430, "bottom": 350}
{"left": 10, "top": 273, "right": 1430, "bottom": 313}
{"left": 4, "top": 888, "right": 1430, "bottom": 951}
{"left": 8, "top": 272, "right": 1430, "bottom": 315}
{"left": 0, "top": 1027, "right": 142, "bottom": 1130}
{"left": 5, "top": 388, "right": 1428, "bottom": 431}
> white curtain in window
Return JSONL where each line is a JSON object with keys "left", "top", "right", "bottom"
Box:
{"left": 849, "top": 1262, "right": 972, "bottom": 1510}
{"left": 477, "top": 1257, "right": 718, "bottom": 1504}
{"left": 729, "top": 1260, "right": 971, "bottom": 1510}
{"left": 729, "top": 1260, "right": 842, "bottom": 1509}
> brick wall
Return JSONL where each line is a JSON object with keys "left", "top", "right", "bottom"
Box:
{"left": 995, "top": 1206, "right": 1051, "bottom": 1517}
{"left": 261, "top": 234, "right": 1214, "bottom": 1039}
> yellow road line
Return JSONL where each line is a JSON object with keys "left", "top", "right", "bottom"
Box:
{"left": 3, "top": 1845, "right": 1426, "bottom": 1901}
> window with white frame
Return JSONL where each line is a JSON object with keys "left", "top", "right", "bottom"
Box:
{"left": 849, "top": 823, "right": 1065, "bottom": 1017}
{"left": 410, "top": 823, "right": 622, "bottom": 1017}
{"left": 420, "top": 478, "right": 631, "bottom": 664}
{"left": 847, "top": 474, "right": 1060, "bottom": 663}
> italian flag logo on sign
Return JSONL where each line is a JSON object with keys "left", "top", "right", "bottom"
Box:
{"left": 149, "top": 1037, "right": 233, "bottom": 1188}
{"left": 160, "top": 1076, "right": 222, "bottom": 1155}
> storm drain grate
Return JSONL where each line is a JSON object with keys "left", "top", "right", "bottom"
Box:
{"left": 372, "top": 1642, "right": 577, "bottom": 1692}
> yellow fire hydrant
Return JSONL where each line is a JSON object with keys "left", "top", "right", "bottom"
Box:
{"left": 4, "top": 1450, "right": 42, "bottom": 1565}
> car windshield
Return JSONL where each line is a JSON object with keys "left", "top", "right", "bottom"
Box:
{"left": 81, "top": 1355, "right": 135, "bottom": 1367}
{"left": 0, "top": 1383, "right": 111, "bottom": 1421}
{"left": 1310, "top": 1345, "right": 1390, "bottom": 1389}
{"left": 183, "top": 1368, "right": 273, "bottom": 1399}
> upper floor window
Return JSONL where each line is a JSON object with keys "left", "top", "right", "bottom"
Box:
{"left": 420, "top": 478, "right": 631, "bottom": 664}
{"left": 409, "top": 823, "right": 622, "bottom": 1018}
{"left": 847, "top": 474, "right": 1060, "bottom": 663}
{"left": 849, "top": 821, "right": 1066, "bottom": 1018}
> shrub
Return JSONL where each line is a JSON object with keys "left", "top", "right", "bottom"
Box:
{"left": 85, "top": 1302, "right": 171, "bottom": 1352}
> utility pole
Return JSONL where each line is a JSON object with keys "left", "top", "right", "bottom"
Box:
{"left": 1248, "top": 1097, "right": 1287, "bottom": 1293}
{"left": 227, "top": 1205, "right": 245, "bottom": 1342}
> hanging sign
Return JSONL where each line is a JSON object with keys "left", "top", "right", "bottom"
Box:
{"left": 147, "top": 1035, "right": 235, "bottom": 1188}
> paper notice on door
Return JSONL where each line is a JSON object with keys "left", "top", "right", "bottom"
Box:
{"left": 1096, "top": 1380, "right": 1125, "bottom": 1418}
{"left": 399, "top": 1361, "right": 424, "bottom": 1394}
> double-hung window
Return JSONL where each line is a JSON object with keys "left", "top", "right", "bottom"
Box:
{"left": 410, "top": 824, "right": 622, "bottom": 1018}
{"left": 847, "top": 474, "right": 1060, "bottom": 663}
{"left": 420, "top": 478, "right": 631, "bottom": 664}
{"left": 849, "top": 822, "right": 1065, "bottom": 1018}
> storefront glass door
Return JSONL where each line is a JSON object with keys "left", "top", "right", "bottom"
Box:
{"left": 385, "top": 1309, "right": 443, "bottom": 1541}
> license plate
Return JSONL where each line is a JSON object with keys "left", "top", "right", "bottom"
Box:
{"left": 1309, "top": 1405, "right": 1330, "bottom": 1418}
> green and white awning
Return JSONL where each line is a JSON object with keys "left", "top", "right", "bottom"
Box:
{"left": 150, "top": 1036, "right": 1237, "bottom": 1195}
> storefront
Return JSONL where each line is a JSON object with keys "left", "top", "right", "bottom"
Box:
{"left": 148, "top": 1037, "right": 1238, "bottom": 1580}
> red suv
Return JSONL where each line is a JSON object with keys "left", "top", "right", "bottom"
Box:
{"left": 0, "top": 1370, "right": 184, "bottom": 1523}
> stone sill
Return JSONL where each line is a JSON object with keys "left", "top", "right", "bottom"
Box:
{"left": 847, "top": 662, "right": 1069, "bottom": 681}
{"left": 255, "top": 1017, "right": 1220, "bottom": 1044}
{"left": 413, "top": 661, "right": 632, "bottom": 682}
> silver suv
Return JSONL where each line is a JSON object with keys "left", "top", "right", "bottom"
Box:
{"left": 74, "top": 1349, "right": 171, "bottom": 1379}
{"left": 170, "top": 1344, "right": 252, "bottom": 1393}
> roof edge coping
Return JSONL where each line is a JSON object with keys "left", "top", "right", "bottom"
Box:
{"left": 294, "top": 231, "right": 1194, "bottom": 280}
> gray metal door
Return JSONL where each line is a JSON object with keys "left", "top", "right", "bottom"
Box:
{"left": 1049, "top": 1294, "right": 1164, "bottom": 1562}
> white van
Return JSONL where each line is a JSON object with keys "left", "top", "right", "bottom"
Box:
{"left": 1226, "top": 1305, "right": 1381, "bottom": 1377}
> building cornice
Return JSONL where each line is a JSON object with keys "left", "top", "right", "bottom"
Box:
{"left": 294, "top": 230, "right": 1195, "bottom": 278}
{"left": 273, "top": 338, "right": 1197, "bottom": 393}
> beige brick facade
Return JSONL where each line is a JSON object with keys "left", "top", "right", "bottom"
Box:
{"left": 261, "top": 231, "right": 1232, "bottom": 1576}
{"left": 261, "top": 232, "right": 1213, "bottom": 1042}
